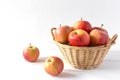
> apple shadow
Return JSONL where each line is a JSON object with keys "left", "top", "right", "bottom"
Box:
{"left": 57, "top": 69, "right": 80, "bottom": 78}
{"left": 57, "top": 72, "right": 75, "bottom": 78}
{"left": 34, "top": 57, "right": 48, "bottom": 63}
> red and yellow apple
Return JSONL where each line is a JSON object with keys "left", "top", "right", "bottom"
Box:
{"left": 44, "top": 56, "right": 64, "bottom": 76}
{"left": 73, "top": 19, "right": 92, "bottom": 33}
{"left": 68, "top": 29, "right": 90, "bottom": 47}
{"left": 89, "top": 25, "right": 109, "bottom": 46}
{"left": 51, "top": 25, "right": 73, "bottom": 44}
{"left": 23, "top": 43, "right": 40, "bottom": 62}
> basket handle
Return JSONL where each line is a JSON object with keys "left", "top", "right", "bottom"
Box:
{"left": 51, "top": 27, "right": 56, "bottom": 40}
{"left": 106, "top": 34, "right": 118, "bottom": 47}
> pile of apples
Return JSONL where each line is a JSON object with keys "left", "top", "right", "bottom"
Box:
{"left": 52, "top": 19, "right": 110, "bottom": 47}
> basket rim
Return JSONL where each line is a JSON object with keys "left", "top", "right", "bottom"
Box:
{"left": 53, "top": 34, "right": 118, "bottom": 50}
{"left": 54, "top": 40, "right": 108, "bottom": 49}
{"left": 51, "top": 27, "right": 118, "bottom": 49}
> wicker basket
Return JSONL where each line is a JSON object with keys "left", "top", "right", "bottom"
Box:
{"left": 51, "top": 28, "right": 118, "bottom": 69}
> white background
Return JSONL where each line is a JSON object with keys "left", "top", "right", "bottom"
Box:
{"left": 0, "top": 0, "right": 120, "bottom": 80}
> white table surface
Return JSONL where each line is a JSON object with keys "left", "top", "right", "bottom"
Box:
{"left": 0, "top": 0, "right": 120, "bottom": 80}
{"left": 0, "top": 39, "right": 119, "bottom": 80}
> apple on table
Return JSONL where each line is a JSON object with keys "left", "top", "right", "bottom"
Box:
{"left": 44, "top": 56, "right": 64, "bottom": 76}
{"left": 23, "top": 43, "right": 40, "bottom": 62}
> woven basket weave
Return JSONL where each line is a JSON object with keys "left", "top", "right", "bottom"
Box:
{"left": 51, "top": 28, "right": 118, "bottom": 69}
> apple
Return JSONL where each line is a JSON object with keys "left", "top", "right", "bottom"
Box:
{"left": 23, "top": 43, "right": 40, "bottom": 62}
{"left": 44, "top": 56, "right": 64, "bottom": 76}
{"left": 73, "top": 18, "right": 92, "bottom": 33}
{"left": 68, "top": 29, "right": 90, "bottom": 47}
{"left": 51, "top": 24, "right": 73, "bottom": 44}
{"left": 89, "top": 24, "right": 109, "bottom": 46}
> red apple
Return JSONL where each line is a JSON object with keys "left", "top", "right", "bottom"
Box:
{"left": 44, "top": 56, "right": 64, "bottom": 76}
{"left": 23, "top": 43, "right": 40, "bottom": 62}
{"left": 68, "top": 29, "right": 90, "bottom": 47}
{"left": 89, "top": 24, "right": 109, "bottom": 46}
{"left": 51, "top": 25, "right": 73, "bottom": 44}
{"left": 73, "top": 18, "right": 92, "bottom": 33}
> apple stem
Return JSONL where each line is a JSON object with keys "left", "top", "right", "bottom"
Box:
{"left": 74, "top": 32, "right": 77, "bottom": 35}
{"left": 101, "top": 24, "right": 104, "bottom": 28}
{"left": 29, "top": 43, "right": 32, "bottom": 48}
{"left": 60, "top": 24, "right": 62, "bottom": 27}
{"left": 47, "top": 59, "right": 52, "bottom": 63}
{"left": 81, "top": 18, "right": 83, "bottom": 21}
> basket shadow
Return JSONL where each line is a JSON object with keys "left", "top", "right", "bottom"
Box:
{"left": 98, "top": 50, "right": 120, "bottom": 70}
{"left": 99, "top": 60, "right": 120, "bottom": 70}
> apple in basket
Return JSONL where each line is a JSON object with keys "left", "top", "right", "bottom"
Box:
{"left": 44, "top": 56, "right": 64, "bottom": 76}
{"left": 73, "top": 18, "right": 92, "bottom": 33}
{"left": 52, "top": 24, "right": 73, "bottom": 43}
{"left": 23, "top": 43, "right": 40, "bottom": 62}
{"left": 68, "top": 29, "right": 90, "bottom": 47}
{"left": 89, "top": 24, "right": 110, "bottom": 46}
